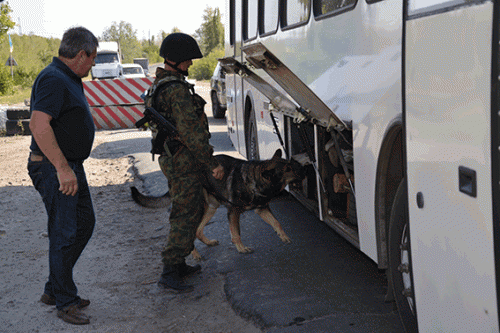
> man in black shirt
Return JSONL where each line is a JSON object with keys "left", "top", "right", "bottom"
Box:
{"left": 28, "top": 26, "right": 98, "bottom": 325}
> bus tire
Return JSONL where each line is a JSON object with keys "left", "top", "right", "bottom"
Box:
{"left": 388, "top": 178, "right": 418, "bottom": 333}
{"left": 211, "top": 91, "right": 226, "bottom": 119}
{"left": 245, "top": 104, "right": 259, "bottom": 160}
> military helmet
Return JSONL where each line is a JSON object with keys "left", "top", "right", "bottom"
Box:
{"left": 159, "top": 33, "right": 203, "bottom": 63}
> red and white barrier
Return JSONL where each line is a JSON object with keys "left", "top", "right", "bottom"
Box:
{"left": 83, "top": 77, "right": 154, "bottom": 130}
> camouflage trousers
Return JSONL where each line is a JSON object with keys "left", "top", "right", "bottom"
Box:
{"left": 158, "top": 149, "right": 206, "bottom": 266}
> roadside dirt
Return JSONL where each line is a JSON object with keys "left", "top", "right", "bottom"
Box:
{"left": 0, "top": 82, "right": 262, "bottom": 332}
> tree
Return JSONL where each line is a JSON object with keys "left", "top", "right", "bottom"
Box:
{"left": 189, "top": 7, "right": 224, "bottom": 80}
{"left": 140, "top": 39, "right": 161, "bottom": 63}
{"left": 0, "top": 2, "right": 15, "bottom": 38}
{"left": 101, "top": 21, "right": 142, "bottom": 63}
{"left": 189, "top": 46, "right": 224, "bottom": 81}
{"left": 194, "top": 7, "right": 224, "bottom": 56}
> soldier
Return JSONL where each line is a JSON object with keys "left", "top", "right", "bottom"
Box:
{"left": 145, "top": 33, "right": 224, "bottom": 292}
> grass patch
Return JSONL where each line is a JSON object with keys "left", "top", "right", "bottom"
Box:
{"left": 0, "top": 86, "right": 31, "bottom": 106}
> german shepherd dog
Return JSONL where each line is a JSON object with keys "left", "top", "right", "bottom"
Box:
{"left": 131, "top": 149, "right": 304, "bottom": 260}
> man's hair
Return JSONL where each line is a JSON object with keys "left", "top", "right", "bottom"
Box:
{"left": 58, "top": 27, "right": 99, "bottom": 58}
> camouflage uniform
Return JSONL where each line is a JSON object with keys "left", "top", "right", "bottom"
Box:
{"left": 150, "top": 67, "right": 220, "bottom": 266}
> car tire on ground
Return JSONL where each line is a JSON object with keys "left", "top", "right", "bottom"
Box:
{"left": 6, "top": 119, "right": 31, "bottom": 136}
{"left": 211, "top": 91, "right": 226, "bottom": 119}
{"left": 7, "top": 109, "right": 30, "bottom": 120}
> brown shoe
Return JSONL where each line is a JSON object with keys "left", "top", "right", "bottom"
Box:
{"left": 57, "top": 304, "right": 90, "bottom": 325}
{"left": 40, "top": 293, "right": 90, "bottom": 308}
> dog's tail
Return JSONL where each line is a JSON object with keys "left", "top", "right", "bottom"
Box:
{"left": 130, "top": 186, "right": 171, "bottom": 208}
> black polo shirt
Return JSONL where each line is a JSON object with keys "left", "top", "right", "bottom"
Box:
{"left": 30, "top": 57, "right": 95, "bottom": 161}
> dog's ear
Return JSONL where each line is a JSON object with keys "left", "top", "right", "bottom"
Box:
{"left": 272, "top": 149, "right": 282, "bottom": 160}
{"left": 264, "top": 150, "right": 282, "bottom": 171}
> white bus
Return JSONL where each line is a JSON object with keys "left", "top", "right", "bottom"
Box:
{"left": 220, "top": 0, "right": 500, "bottom": 331}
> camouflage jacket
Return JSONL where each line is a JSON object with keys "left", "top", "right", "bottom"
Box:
{"left": 148, "top": 67, "right": 219, "bottom": 172}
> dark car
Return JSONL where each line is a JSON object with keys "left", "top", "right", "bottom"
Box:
{"left": 210, "top": 62, "right": 227, "bottom": 119}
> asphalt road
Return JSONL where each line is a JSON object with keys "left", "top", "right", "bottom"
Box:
{"left": 128, "top": 92, "right": 406, "bottom": 332}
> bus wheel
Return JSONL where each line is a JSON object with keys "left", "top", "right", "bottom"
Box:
{"left": 388, "top": 178, "right": 418, "bottom": 332}
{"left": 245, "top": 105, "right": 259, "bottom": 160}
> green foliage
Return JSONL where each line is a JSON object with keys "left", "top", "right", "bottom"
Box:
{"left": 13, "top": 66, "right": 37, "bottom": 88}
{"left": 101, "top": 21, "right": 142, "bottom": 63}
{"left": 0, "top": 3, "right": 15, "bottom": 37}
{"left": 0, "top": 85, "right": 30, "bottom": 104}
{"left": 140, "top": 39, "right": 162, "bottom": 63}
{"left": 0, "top": 2, "right": 52, "bottom": 95}
{"left": 0, "top": 34, "right": 60, "bottom": 72}
{"left": 189, "top": 46, "right": 224, "bottom": 81}
{"left": 0, "top": 65, "right": 14, "bottom": 95}
{"left": 38, "top": 49, "right": 53, "bottom": 67}
{"left": 195, "top": 7, "right": 224, "bottom": 56}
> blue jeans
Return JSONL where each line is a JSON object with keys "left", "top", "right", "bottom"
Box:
{"left": 28, "top": 156, "right": 95, "bottom": 310}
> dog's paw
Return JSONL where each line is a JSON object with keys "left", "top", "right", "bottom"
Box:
{"left": 191, "top": 248, "right": 203, "bottom": 261}
{"left": 235, "top": 244, "right": 254, "bottom": 254}
{"left": 278, "top": 233, "right": 292, "bottom": 243}
{"left": 206, "top": 239, "right": 219, "bottom": 247}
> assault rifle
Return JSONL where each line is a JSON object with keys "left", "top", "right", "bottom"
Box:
{"left": 135, "top": 106, "right": 234, "bottom": 205}
{"left": 135, "top": 107, "right": 178, "bottom": 136}
{"left": 135, "top": 107, "right": 179, "bottom": 160}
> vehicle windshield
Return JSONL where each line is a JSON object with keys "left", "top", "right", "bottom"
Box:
{"left": 123, "top": 67, "right": 143, "bottom": 74}
{"left": 94, "top": 53, "right": 119, "bottom": 64}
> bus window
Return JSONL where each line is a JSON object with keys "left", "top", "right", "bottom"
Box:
{"left": 408, "top": 0, "right": 471, "bottom": 16}
{"left": 261, "top": 0, "right": 279, "bottom": 36}
{"left": 313, "top": 0, "right": 356, "bottom": 18}
{"left": 229, "top": 0, "right": 235, "bottom": 45}
{"left": 244, "top": 0, "right": 259, "bottom": 41}
{"left": 283, "top": 0, "right": 311, "bottom": 28}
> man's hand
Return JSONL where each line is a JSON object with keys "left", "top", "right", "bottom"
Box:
{"left": 57, "top": 167, "right": 78, "bottom": 196}
{"left": 31, "top": 111, "right": 79, "bottom": 196}
{"left": 212, "top": 165, "right": 224, "bottom": 180}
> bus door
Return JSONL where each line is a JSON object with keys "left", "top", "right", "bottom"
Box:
{"left": 405, "top": 0, "right": 499, "bottom": 331}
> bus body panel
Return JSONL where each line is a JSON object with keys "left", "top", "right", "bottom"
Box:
{"left": 252, "top": 91, "right": 285, "bottom": 160}
{"left": 225, "top": 0, "right": 246, "bottom": 156}
{"left": 349, "top": 1, "right": 403, "bottom": 261}
{"left": 227, "top": 0, "right": 404, "bottom": 263}
{"left": 406, "top": 2, "right": 498, "bottom": 330}
{"left": 224, "top": 0, "right": 238, "bottom": 152}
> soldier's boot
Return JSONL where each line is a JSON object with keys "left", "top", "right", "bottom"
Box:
{"left": 158, "top": 264, "right": 194, "bottom": 292}
{"left": 177, "top": 261, "right": 201, "bottom": 278}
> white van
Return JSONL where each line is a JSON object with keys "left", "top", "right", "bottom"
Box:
{"left": 91, "top": 41, "right": 122, "bottom": 80}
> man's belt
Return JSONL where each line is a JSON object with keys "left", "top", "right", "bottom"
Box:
{"left": 29, "top": 151, "right": 45, "bottom": 162}
{"left": 29, "top": 151, "right": 83, "bottom": 164}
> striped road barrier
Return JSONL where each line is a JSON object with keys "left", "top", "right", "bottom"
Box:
{"left": 83, "top": 77, "right": 154, "bottom": 130}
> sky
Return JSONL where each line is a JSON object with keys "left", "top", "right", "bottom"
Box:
{"left": 7, "top": 0, "right": 226, "bottom": 40}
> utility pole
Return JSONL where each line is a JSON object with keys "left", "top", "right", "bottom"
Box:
{"left": 9, "top": 34, "right": 13, "bottom": 78}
